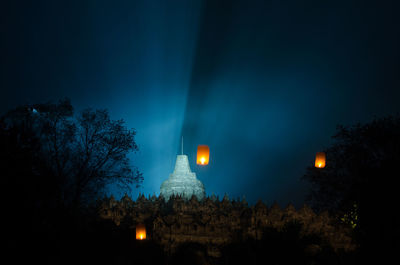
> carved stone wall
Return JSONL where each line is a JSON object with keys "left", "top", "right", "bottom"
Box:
{"left": 98, "top": 194, "right": 355, "bottom": 257}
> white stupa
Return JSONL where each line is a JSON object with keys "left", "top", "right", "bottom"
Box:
{"left": 160, "top": 138, "right": 205, "bottom": 200}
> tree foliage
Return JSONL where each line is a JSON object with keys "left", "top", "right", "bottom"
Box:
{"left": 303, "top": 115, "right": 400, "bottom": 213}
{"left": 1, "top": 99, "right": 142, "bottom": 209}
{"left": 303, "top": 115, "right": 400, "bottom": 262}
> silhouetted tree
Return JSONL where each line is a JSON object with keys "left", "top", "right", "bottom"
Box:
{"left": 1, "top": 99, "right": 143, "bottom": 263}
{"left": 303, "top": 115, "right": 400, "bottom": 263}
{"left": 1, "top": 99, "right": 142, "bottom": 209}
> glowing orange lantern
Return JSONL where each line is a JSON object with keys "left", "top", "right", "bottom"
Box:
{"left": 315, "top": 152, "right": 326, "bottom": 168}
{"left": 197, "top": 145, "right": 210, "bottom": 165}
{"left": 136, "top": 224, "right": 146, "bottom": 240}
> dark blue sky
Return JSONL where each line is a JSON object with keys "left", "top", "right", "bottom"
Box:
{"left": 2, "top": 0, "right": 400, "bottom": 207}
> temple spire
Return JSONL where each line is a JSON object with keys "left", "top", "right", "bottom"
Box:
{"left": 160, "top": 137, "right": 206, "bottom": 201}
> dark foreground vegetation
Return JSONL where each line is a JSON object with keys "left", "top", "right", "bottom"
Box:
{"left": 2, "top": 100, "right": 399, "bottom": 264}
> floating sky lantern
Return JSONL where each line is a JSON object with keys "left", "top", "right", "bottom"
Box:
{"left": 136, "top": 223, "right": 146, "bottom": 240}
{"left": 197, "top": 145, "right": 210, "bottom": 165}
{"left": 315, "top": 152, "right": 326, "bottom": 168}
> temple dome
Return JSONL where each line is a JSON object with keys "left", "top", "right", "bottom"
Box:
{"left": 160, "top": 155, "right": 205, "bottom": 200}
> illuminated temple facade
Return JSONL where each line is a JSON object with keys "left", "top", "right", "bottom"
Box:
{"left": 160, "top": 154, "right": 205, "bottom": 200}
{"left": 98, "top": 194, "right": 355, "bottom": 257}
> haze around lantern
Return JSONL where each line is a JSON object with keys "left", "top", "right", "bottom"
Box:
{"left": 2, "top": 0, "right": 400, "bottom": 207}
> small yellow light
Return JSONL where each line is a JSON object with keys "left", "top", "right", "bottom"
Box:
{"left": 136, "top": 224, "right": 146, "bottom": 240}
{"left": 315, "top": 152, "right": 326, "bottom": 168}
{"left": 197, "top": 145, "right": 210, "bottom": 165}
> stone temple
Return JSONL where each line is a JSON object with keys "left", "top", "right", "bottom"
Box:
{"left": 160, "top": 154, "right": 205, "bottom": 200}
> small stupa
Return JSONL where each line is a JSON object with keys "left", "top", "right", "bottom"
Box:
{"left": 160, "top": 138, "right": 205, "bottom": 200}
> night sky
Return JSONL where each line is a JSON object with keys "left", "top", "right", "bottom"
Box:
{"left": 2, "top": 0, "right": 400, "bottom": 207}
